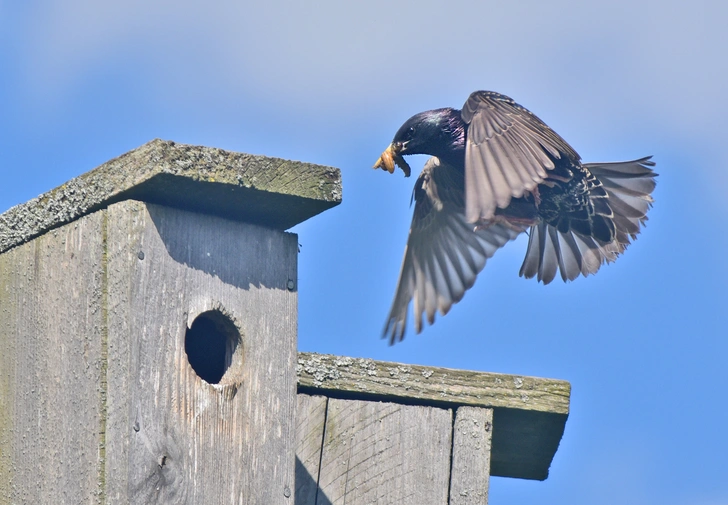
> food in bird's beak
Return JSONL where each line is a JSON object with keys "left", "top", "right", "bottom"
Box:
{"left": 373, "top": 145, "right": 411, "bottom": 177}
{"left": 373, "top": 145, "right": 396, "bottom": 173}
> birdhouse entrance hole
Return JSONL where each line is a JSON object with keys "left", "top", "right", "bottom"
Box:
{"left": 185, "top": 310, "right": 241, "bottom": 384}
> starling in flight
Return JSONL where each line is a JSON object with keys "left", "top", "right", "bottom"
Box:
{"left": 374, "top": 91, "right": 657, "bottom": 343}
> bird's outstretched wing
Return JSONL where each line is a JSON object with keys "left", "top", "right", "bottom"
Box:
{"left": 383, "top": 157, "right": 524, "bottom": 344}
{"left": 461, "top": 91, "right": 581, "bottom": 223}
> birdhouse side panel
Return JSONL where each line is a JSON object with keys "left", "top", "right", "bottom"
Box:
{"left": 0, "top": 211, "right": 107, "bottom": 504}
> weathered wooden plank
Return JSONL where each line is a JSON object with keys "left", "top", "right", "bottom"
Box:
{"left": 317, "top": 398, "right": 452, "bottom": 505}
{"left": 297, "top": 352, "right": 569, "bottom": 481}
{"left": 449, "top": 407, "right": 493, "bottom": 505}
{"left": 297, "top": 352, "right": 569, "bottom": 414}
{"left": 105, "top": 201, "right": 298, "bottom": 504}
{"left": 0, "top": 211, "right": 106, "bottom": 504}
{"left": 0, "top": 139, "right": 342, "bottom": 254}
{"left": 295, "top": 394, "right": 328, "bottom": 505}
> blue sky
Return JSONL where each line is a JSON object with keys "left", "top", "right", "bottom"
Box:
{"left": 2, "top": 1, "right": 727, "bottom": 503}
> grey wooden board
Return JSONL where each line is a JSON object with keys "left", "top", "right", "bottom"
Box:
{"left": 297, "top": 352, "right": 569, "bottom": 414}
{"left": 316, "top": 398, "right": 452, "bottom": 505}
{"left": 0, "top": 212, "right": 105, "bottom": 504}
{"left": 449, "top": 407, "right": 494, "bottom": 505}
{"left": 297, "top": 352, "right": 569, "bottom": 480}
{"left": 295, "top": 394, "right": 328, "bottom": 505}
{"left": 104, "top": 201, "right": 298, "bottom": 504}
{"left": 0, "top": 139, "right": 342, "bottom": 254}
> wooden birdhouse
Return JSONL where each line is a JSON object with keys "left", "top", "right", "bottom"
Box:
{"left": 0, "top": 140, "right": 570, "bottom": 504}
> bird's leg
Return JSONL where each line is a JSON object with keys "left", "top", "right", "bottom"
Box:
{"left": 524, "top": 186, "right": 542, "bottom": 207}
{"left": 473, "top": 215, "right": 535, "bottom": 233}
{"left": 545, "top": 172, "right": 572, "bottom": 183}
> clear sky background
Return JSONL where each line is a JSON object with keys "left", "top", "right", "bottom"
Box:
{"left": 2, "top": 1, "right": 726, "bottom": 503}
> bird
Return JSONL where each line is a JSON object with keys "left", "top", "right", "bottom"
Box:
{"left": 373, "top": 90, "right": 657, "bottom": 344}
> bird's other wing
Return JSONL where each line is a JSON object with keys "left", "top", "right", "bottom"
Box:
{"left": 462, "top": 91, "right": 581, "bottom": 222}
{"left": 383, "top": 157, "right": 524, "bottom": 344}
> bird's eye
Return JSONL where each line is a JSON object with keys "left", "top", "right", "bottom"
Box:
{"left": 408, "top": 126, "right": 415, "bottom": 135}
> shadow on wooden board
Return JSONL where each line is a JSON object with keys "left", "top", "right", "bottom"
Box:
{"left": 295, "top": 456, "right": 333, "bottom": 505}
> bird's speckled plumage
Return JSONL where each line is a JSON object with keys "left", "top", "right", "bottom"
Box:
{"left": 375, "top": 91, "right": 657, "bottom": 343}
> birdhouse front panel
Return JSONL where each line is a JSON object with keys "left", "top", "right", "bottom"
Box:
{"left": 103, "top": 200, "right": 298, "bottom": 504}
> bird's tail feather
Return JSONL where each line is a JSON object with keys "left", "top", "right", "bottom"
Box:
{"left": 587, "top": 157, "right": 657, "bottom": 245}
{"left": 519, "top": 157, "right": 656, "bottom": 283}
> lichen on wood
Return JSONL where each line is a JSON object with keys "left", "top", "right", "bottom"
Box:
{"left": 297, "top": 352, "right": 570, "bottom": 415}
{"left": 0, "top": 139, "right": 342, "bottom": 255}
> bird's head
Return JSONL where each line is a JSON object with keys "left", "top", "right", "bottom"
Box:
{"left": 373, "top": 108, "right": 462, "bottom": 177}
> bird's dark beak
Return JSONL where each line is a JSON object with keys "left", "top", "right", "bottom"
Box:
{"left": 373, "top": 143, "right": 411, "bottom": 177}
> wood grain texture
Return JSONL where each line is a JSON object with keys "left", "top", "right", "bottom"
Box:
{"left": 104, "top": 201, "right": 298, "bottom": 504}
{"left": 0, "top": 211, "right": 106, "bottom": 504}
{"left": 449, "top": 407, "right": 493, "bottom": 505}
{"left": 295, "top": 394, "right": 328, "bottom": 505}
{"left": 317, "top": 398, "right": 452, "bottom": 505}
{"left": 297, "top": 352, "right": 569, "bottom": 481}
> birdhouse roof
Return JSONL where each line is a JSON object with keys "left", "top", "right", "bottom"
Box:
{"left": 0, "top": 139, "right": 342, "bottom": 254}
